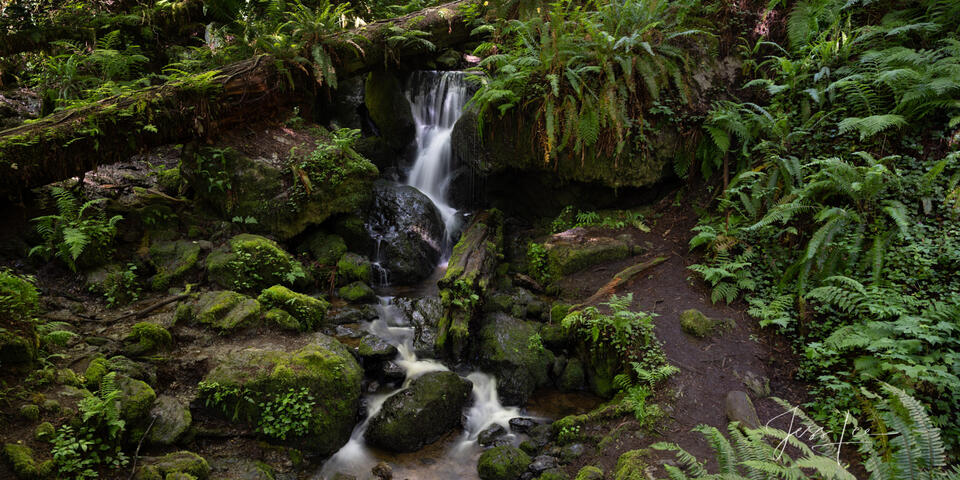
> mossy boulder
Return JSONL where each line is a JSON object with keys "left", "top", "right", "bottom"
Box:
{"left": 477, "top": 445, "right": 531, "bottom": 480}
{"left": 3, "top": 443, "right": 51, "bottom": 479}
{"left": 18, "top": 404, "right": 39, "bottom": 421}
{"left": 366, "top": 371, "right": 473, "bottom": 452}
{"left": 575, "top": 466, "right": 604, "bottom": 480}
{"left": 117, "top": 374, "right": 158, "bottom": 424}
{"left": 558, "top": 359, "right": 585, "bottom": 392}
{"left": 147, "top": 395, "right": 192, "bottom": 446}
{"left": 477, "top": 314, "right": 555, "bottom": 405}
{"left": 264, "top": 308, "right": 300, "bottom": 331}
{"left": 301, "top": 232, "right": 348, "bottom": 267}
{"left": 356, "top": 334, "right": 398, "bottom": 361}
{"left": 679, "top": 309, "right": 728, "bottom": 338}
{"left": 206, "top": 234, "right": 309, "bottom": 293}
{"left": 148, "top": 240, "right": 203, "bottom": 290}
{"left": 201, "top": 333, "right": 362, "bottom": 455}
{"left": 124, "top": 322, "right": 173, "bottom": 356}
{"left": 189, "top": 290, "right": 262, "bottom": 333}
{"left": 338, "top": 281, "right": 376, "bottom": 303}
{"left": 613, "top": 450, "right": 647, "bottom": 480}
{"left": 257, "top": 285, "right": 329, "bottom": 331}
{"left": 365, "top": 70, "right": 415, "bottom": 151}
{"left": 337, "top": 252, "right": 372, "bottom": 284}
{"left": 139, "top": 451, "right": 211, "bottom": 480}
{"left": 85, "top": 355, "right": 157, "bottom": 387}
{"left": 542, "top": 230, "right": 631, "bottom": 277}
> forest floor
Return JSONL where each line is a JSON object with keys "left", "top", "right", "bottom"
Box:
{"left": 552, "top": 190, "right": 813, "bottom": 477}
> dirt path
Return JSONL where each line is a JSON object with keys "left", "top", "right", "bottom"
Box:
{"left": 556, "top": 195, "right": 809, "bottom": 476}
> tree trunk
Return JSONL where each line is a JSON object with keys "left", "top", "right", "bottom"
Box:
{"left": 0, "top": 0, "right": 478, "bottom": 198}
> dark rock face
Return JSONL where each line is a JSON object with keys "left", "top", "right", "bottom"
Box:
{"left": 476, "top": 314, "right": 555, "bottom": 405}
{"left": 366, "top": 180, "right": 445, "bottom": 285}
{"left": 365, "top": 371, "right": 473, "bottom": 452}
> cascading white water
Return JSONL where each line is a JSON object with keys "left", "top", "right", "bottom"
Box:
{"left": 406, "top": 71, "right": 470, "bottom": 239}
{"left": 317, "top": 297, "right": 518, "bottom": 480}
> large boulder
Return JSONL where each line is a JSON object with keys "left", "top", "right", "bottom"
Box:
{"left": 146, "top": 395, "right": 192, "bottom": 446}
{"left": 477, "top": 314, "right": 555, "bottom": 405}
{"left": 477, "top": 445, "right": 531, "bottom": 480}
{"left": 366, "top": 180, "right": 444, "bottom": 284}
{"left": 542, "top": 229, "right": 633, "bottom": 278}
{"left": 257, "top": 285, "right": 329, "bottom": 331}
{"left": 180, "top": 290, "right": 262, "bottom": 333}
{"left": 365, "top": 371, "right": 473, "bottom": 452}
{"left": 206, "top": 234, "right": 309, "bottom": 293}
{"left": 148, "top": 239, "right": 203, "bottom": 290}
{"left": 180, "top": 128, "right": 379, "bottom": 241}
{"left": 200, "top": 334, "right": 363, "bottom": 456}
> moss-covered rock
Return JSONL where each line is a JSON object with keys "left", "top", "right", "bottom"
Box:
{"left": 257, "top": 285, "right": 329, "bottom": 331}
{"left": 356, "top": 334, "right": 398, "bottom": 361}
{"left": 18, "top": 403, "right": 39, "bottom": 421}
{"left": 543, "top": 231, "right": 631, "bottom": 277}
{"left": 613, "top": 450, "right": 647, "bottom": 480}
{"left": 117, "top": 374, "right": 157, "bottom": 424}
{"left": 206, "top": 234, "right": 309, "bottom": 293}
{"left": 143, "top": 451, "right": 210, "bottom": 480}
{"left": 201, "top": 334, "right": 362, "bottom": 455}
{"left": 147, "top": 395, "right": 192, "bottom": 446}
{"left": 338, "top": 281, "right": 376, "bottom": 303}
{"left": 148, "top": 240, "right": 202, "bottom": 290}
{"left": 336, "top": 253, "right": 372, "bottom": 284}
{"left": 477, "top": 314, "right": 555, "bottom": 405}
{"left": 34, "top": 422, "right": 55, "bottom": 441}
{"left": 125, "top": 322, "right": 173, "bottom": 356}
{"left": 477, "top": 445, "right": 531, "bottom": 480}
{"left": 190, "top": 290, "right": 262, "bottom": 333}
{"left": 366, "top": 371, "right": 473, "bottom": 452}
{"left": 301, "top": 232, "right": 347, "bottom": 267}
{"left": 0, "top": 270, "right": 39, "bottom": 370}
{"left": 558, "top": 359, "right": 585, "bottom": 392}
{"left": 156, "top": 166, "right": 182, "bottom": 193}
{"left": 3, "top": 443, "right": 45, "bottom": 479}
{"left": 536, "top": 470, "right": 570, "bottom": 480}
{"left": 679, "top": 309, "right": 727, "bottom": 338}
{"left": 365, "top": 70, "right": 415, "bottom": 151}
{"left": 164, "top": 473, "right": 197, "bottom": 480}
{"left": 264, "top": 308, "right": 300, "bottom": 331}
{"left": 575, "top": 466, "right": 604, "bottom": 480}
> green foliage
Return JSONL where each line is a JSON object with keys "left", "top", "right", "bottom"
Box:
{"left": 551, "top": 206, "right": 649, "bottom": 233}
{"left": 526, "top": 332, "right": 545, "bottom": 353}
{"left": 256, "top": 387, "right": 316, "bottom": 440}
{"left": 198, "top": 380, "right": 254, "bottom": 422}
{"left": 93, "top": 263, "right": 141, "bottom": 309}
{"left": 467, "top": 0, "right": 708, "bottom": 163}
{"left": 50, "top": 372, "right": 128, "bottom": 479}
{"left": 29, "top": 187, "right": 122, "bottom": 273}
{"left": 0, "top": 269, "right": 39, "bottom": 324}
{"left": 526, "top": 242, "right": 550, "bottom": 285}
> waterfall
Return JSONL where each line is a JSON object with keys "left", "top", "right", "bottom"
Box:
{"left": 406, "top": 71, "right": 469, "bottom": 239}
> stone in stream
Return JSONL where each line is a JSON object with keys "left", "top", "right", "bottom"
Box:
{"left": 725, "top": 390, "right": 761, "bottom": 430}
{"left": 338, "top": 280, "right": 377, "bottom": 303}
{"left": 528, "top": 455, "right": 560, "bottom": 474}
{"left": 478, "top": 424, "right": 508, "bottom": 446}
{"left": 365, "top": 371, "right": 473, "bottom": 452}
{"left": 477, "top": 314, "right": 555, "bottom": 405}
{"left": 356, "top": 334, "right": 398, "bottom": 361}
{"left": 477, "top": 445, "right": 531, "bottom": 480}
{"left": 372, "top": 461, "right": 393, "bottom": 480}
{"left": 508, "top": 417, "right": 537, "bottom": 433}
{"left": 366, "top": 180, "right": 445, "bottom": 285}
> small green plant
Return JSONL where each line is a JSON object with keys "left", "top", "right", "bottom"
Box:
{"left": 198, "top": 380, "right": 254, "bottom": 422}
{"left": 558, "top": 424, "right": 581, "bottom": 444}
{"left": 29, "top": 187, "right": 123, "bottom": 272}
{"left": 526, "top": 332, "right": 544, "bottom": 353}
{"left": 256, "top": 387, "right": 316, "bottom": 440}
{"left": 526, "top": 242, "right": 550, "bottom": 284}
{"left": 49, "top": 372, "right": 128, "bottom": 479}
{"left": 94, "top": 263, "right": 141, "bottom": 308}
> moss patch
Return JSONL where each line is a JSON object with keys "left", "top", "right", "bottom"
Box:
{"left": 337, "top": 281, "right": 375, "bottom": 303}
{"left": 127, "top": 322, "right": 173, "bottom": 355}
{"left": 192, "top": 290, "right": 262, "bottom": 333}
{"left": 2, "top": 443, "right": 45, "bottom": 479}
{"left": 336, "top": 252, "right": 371, "bottom": 284}
{"left": 679, "top": 309, "right": 730, "bottom": 338}
{"left": 257, "top": 285, "right": 328, "bottom": 331}
{"left": 206, "top": 234, "right": 308, "bottom": 293}
{"left": 477, "top": 445, "right": 530, "bottom": 480}
{"left": 613, "top": 450, "right": 648, "bottom": 480}
{"left": 148, "top": 240, "right": 202, "bottom": 290}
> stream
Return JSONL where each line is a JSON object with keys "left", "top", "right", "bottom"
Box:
{"left": 316, "top": 71, "right": 594, "bottom": 480}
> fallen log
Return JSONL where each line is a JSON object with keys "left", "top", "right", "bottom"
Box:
{"left": 436, "top": 209, "right": 503, "bottom": 360}
{"left": 0, "top": 0, "right": 478, "bottom": 198}
{"left": 572, "top": 256, "right": 668, "bottom": 309}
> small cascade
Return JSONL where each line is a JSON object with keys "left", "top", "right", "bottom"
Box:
{"left": 317, "top": 297, "right": 517, "bottom": 480}
{"left": 406, "top": 71, "right": 470, "bottom": 241}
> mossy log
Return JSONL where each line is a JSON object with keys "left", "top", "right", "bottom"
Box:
{"left": 436, "top": 209, "right": 503, "bottom": 359}
{"left": 0, "top": 0, "right": 478, "bottom": 198}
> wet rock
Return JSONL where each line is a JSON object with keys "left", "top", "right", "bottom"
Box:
{"left": 560, "top": 443, "right": 586, "bottom": 463}
{"left": 394, "top": 296, "right": 442, "bottom": 357}
{"left": 366, "top": 180, "right": 444, "bottom": 285}
{"left": 357, "top": 335, "right": 398, "bottom": 361}
{"left": 477, "top": 314, "right": 555, "bottom": 405}
{"left": 478, "top": 424, "right": 507, "bottom": 446}
{"left": 519, "top": 440, "right": 539, "bottom": 456}
{"left": 679, "top": 309, "right": 717, "bottom": 338}
{"left": 258, "top": 285, "right": 329, "bottom": 331}
{"left": 334, "top": 324, "right": 365, "bottom": 339}
{"left": 558, "top": 359, "right": 585, "bottom": 392}
{"left": 366, "top": 371, "right": 472, "bottom": 452}
{"left": 148, "top": 239, "right": 202, "bottom": 290}
{"left": 741, "top": 370, "right": 771, "bottom": 398}
{"left": 542, "top": 229, "right": 631, "bottom": 277}
{"left": 574, "top": 466, "right": 603, "bottom": 480}
{"left": 365, "top": 70, "right": 415, "bottom": 152}
{"left": 338, "top": 281, "right": 377, "bottom": 303}
{"left": 137, "top": 451, "right": 211, "bottom": 479}
{"left": 147, "top": 396, "right": 191, "bottom": 446}
{"left": 205, "top": 234, "right": 309, "bottom": 293}
{"left": 508, "top": 417, "right": 537, "bottom": 433}
{"left": 337, "top": 253, "right": 373, "bottom": 284}
{"left": 117, "top": 374, "right": 157, "bottom": 424}
{"left": 372, "top": 461, "right": 393, "bottom": 480}
{"left": 381, "top": 361, "right": 405, "bottom": 380}
{"left": 725, "top": 390, "right": 761, "bottom": 430}
{"left": 187, "top": 290, "right": 262, "bottom": 333}
{"left": 201, "top": 333, "right": 363, "bottom": 455}
{"left": 477, "top": 445, "right": 531, "bottom": 480}
{"left": 528, "top": 455, "right": 559, "bottom": 474}
{"left": 328, "top": 305, "right": 378, "bottom": 325}
{"left": 301, "top": 231, "right": 348, "bottom": 267}
{"left": 528, "top": 424, "right": 553, "bottom": 448}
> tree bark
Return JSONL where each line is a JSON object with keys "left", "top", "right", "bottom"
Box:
{"left": 0, "top": 0, "right": 478, "bottom": 198}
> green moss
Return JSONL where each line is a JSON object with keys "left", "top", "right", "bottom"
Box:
{"left": 35, "top": 422, "right": 55, "bottom": 440}
{"left": 575, "top": 466, "right": 604, "bottom": 480}
{"left": 150, "top": 451, "right": 210, "bottom": 480}
{"left": 257, "top": 285, "right": 328, "bottom": 331}
{"left": 302, "top": 232, "right": 347, "bottom": 266}
{"left": 558, "top": 359, "right": 585, "bottom": 392}
{"left": 117, "top": 375, "right": 157, "bottom": 423}
{"left": 156, "top": 166, "right": 182, "bottom": 192}
{"left": 613, "top": 450, "right": 648, "bottom": 480}
{"left": 206, "top": 234, "right": 308, "bottom": 293}
{"left": 679, "top": 309, "right": 716, "bottom": 338}
{"left": 550, "top": 303, "right": 571, "bottom": 323}
{"left": 129, "top": 322, "right": 173, "bottom": 353}
{"left": 3, "top": 443, "right": 41, "bottom": 479}
{"left": 164, "top": 473, "right": 197, "bottom": 480}
{"left": 195, "top": 291, "right": 262, "bottom": 333}
{"left": 134, "top": 465, "right": 163, "bottom": 480}
{"left": 337, "top": 281, "right": 375, "bottom": 303}
{"left": 336, "top": 253, "right": 371, "bottom": 284}
{"left": 148, "top": 240, "right": 201, "bottom": 290}
{"left": 365, "top": 71, "right": 415, "bottom": 151}
{"left": 477, "top": 445, "right": 530, "bottom": 480}
{"left": 84, "top": 356, "right": 109, "bottom": 387}
{"left": 265, "top": 308, "right": 301, "bottom": 331}
{"left": 536, "top": 470, "right": 570, "bottom": 480}
{"left": 546, "top": 237, "right": 630, "bottom": 277}
{"left": 0, "top": 270, "right": 38, "bottom": 368}
{"left": 18, "top": 404, "right": 39, "bottom": 422}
